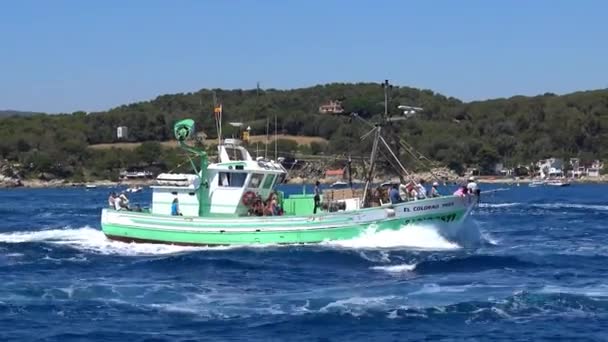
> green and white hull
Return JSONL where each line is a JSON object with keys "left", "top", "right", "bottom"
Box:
{"left": 101, "top": 195, "right": 474, "bottom": 246}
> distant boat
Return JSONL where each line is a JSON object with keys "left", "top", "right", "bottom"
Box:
{"left": 329, "top": 181, "right": 349, "bottom": 189}
{"left": 85, "top": 184, "right": 97, "bottom": 189}
{"left": 126, "top": 186, "right": 143, "bottom": 193}
{"left": 529, "top": 180, "right": 545, "bottom": 187}
{"left": 546, "top": 179, "right": 570, "bottom": 187}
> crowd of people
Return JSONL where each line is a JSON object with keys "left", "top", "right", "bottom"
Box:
{"left": 107, "top": 192, "right": 142, "bottom": 212}
{"left": 388, "top": 176, "right": 480, "bottom": 204}
{"left": 247, "top": 192, "right": 283, "bottom": 217}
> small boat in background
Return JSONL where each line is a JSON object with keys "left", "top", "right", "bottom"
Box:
{"left": 529, "top": 180, "right": 545, "bottom": 187}
{"left": 546, "top": 179, "right": 570, "bottom": 187}
{"left": 329, "top": 181, "right": 349, "bottom": 189}
{"left": 85, "top": 184, "right": 97, "bottom": 189}
{"left": 126, "top": 186, "right": 143, "bottom": 193}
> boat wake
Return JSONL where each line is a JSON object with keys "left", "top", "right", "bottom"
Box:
{"left": 322, "top": 224, "right": 461, "bottom": 250}
{"left": 479, "top": 202, "right": 608, "bottom": 211}
{"left": 0, "top": 227, "right": 215, "bottom": 255}
{"left": 0, "top": 221, "right": 486, "bottom": 255}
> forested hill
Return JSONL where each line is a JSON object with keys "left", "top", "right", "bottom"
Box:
{"left": 0, "top": 110, "right": 44, "bottom": 118}
{"left": 0, "top": 83, "right": 607, "bottom": 181}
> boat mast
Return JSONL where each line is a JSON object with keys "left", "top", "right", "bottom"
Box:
{"left": 213, "top": 91, "right": 222, "bottom": 145}
{"left": 265, "top": 118, "right": 269, "bottom": 159}
{"left": 274, "top": 114, "right": 277, "bottom": 160}
{"left": 362, "top": 125, "right": 381, "bottom": 207}
{"left": 362, "top": 80, "right": 391, "bottom": 207}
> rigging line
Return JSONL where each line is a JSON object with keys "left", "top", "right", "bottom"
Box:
{"left": 168, "top": 157, "right": 192, "bottom": 174}
{"left": 360, "top": 126, "right": 377, "bottom": 141}
{"left": 378, "top": 136, "right": 412, "bottom": 179}
{"left": 376, "top": 148, "right": 414, "bottom": 184}
{"left": 396, "top": 140, "right": 443, "bottom": 183}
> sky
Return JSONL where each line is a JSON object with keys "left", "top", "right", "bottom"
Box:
{"left": 1, "top": 0, "right": 607, "bottom": 113}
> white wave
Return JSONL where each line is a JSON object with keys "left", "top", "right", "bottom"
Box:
{"left": 409, "top": 283, "right": 471, "bottom": 296}
{"left": 539, "top": 285, "right": 608, "bottom": 297}
{"left": 324, "top": 225, "right": 460, "bottom": 250}
{"left": 478, "top": 202, "right": 608, "bottom": 212}
{"left": 371, "top": 263, "right": 417, "bottom": 273}
{"left": 480, "top": 188, "right": 510, "bottom": 194}
{"left": 481, "top": 231, "right": 499, "bottom": 245}
{"left": 319, "top": 295, "right": 398, "bottom": 317}
{"left": 534, "top": 203, "right": 608, "bottom": 211}
{"left": 478, "top": 202, "right": 520, "bottom": 208}
{"left": 0, "top": 227, "right": 221, "bottom": 256}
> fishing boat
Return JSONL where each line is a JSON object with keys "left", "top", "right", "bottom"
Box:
{"left": 100, "top": 84, "right": 477, "bottom": 246}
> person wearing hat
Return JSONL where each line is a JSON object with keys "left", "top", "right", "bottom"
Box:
{"left": 466, "top": 176, "right": 478, "bottom": 193}
{"left": 467, "top": 176, "right": 480, "bottom": 202}
{"left": 430, "top": 182, "right": 441, "bottom": 198}
{"left": 115, "top": 192, "right": 130, "bottom": 211}
{"left": 108, "top": 192, "right": 117, "bottom": 208}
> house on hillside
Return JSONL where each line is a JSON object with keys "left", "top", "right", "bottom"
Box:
{"left": 536, "top": 158, "right": 563, "bottom": 178}
{"left": 568, "top": 158, "right": 604, "bottom": 178}
{"left": 587, "top": 160, "right": 604, "bottom": 177}
{"left": 492, "top": 163, "right": 513, "bottom": 176}
{"left": 325, "top": 168, "right": 345, "bottom": 180}
{"left": 318, "top": 100, "right": 344, "bottom": 114}
{"left": 117, "top": 126, "right": 128, "bottom": 140}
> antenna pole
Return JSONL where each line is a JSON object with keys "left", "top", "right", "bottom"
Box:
{"left": 255, "top": 81, "right": 260, "bottom": 120}
{"left": 348, "top": 154, "right": 353, "bottom": 188}
{"left": 265, "top": 117, "right": 269, "bottom": 159}
{"left": 274, "top": 114, "right": 277, "bottom": 160}
{"left": 383, "top": 79, "right": 389, "bottom": 118}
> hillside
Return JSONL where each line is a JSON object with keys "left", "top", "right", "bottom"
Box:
{"left": 0, "top": 110, "right": 45, "bottom": 118}
{"left": 0, "top": 83, "right": 607, "bottom": 182}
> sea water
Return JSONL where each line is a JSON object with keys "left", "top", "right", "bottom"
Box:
{"left": 0, "top": 184, "right": 607, "bottom": 341}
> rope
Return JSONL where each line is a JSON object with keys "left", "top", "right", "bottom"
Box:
{"left": 397, "top": 139, "right": 444, "bottom": 183}
{"left": 167, "top": 153, "right": 196, "bottom": 174}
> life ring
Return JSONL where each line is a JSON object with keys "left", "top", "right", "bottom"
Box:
{"left": 242, "top": 191, "right": 257, "bottom": 206}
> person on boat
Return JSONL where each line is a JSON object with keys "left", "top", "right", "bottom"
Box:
{"left": 389, "top": 184, "right": 402, "bottom": 204}
{"left": 171, "top": 197, "right": 182, "bottom": 216}
{"left": 108, "top": 192, "right": 117, "bottom": 208}
{"left": 430, "top": 182, "right": 441, "bottom": 197}
{"left": 398, "top": 183, "right": 408, "bottom": 201}
{"left": 313, "top": 181, "right": 321, "bottom": 214}
{"left": 467, "top": 176, "right": 480, "bottom": 202}
{"left": 263, "top": 193, "right": 278, "bottom": 216}
{"left": 416, "top": 179, "right": 427, "bottom": 199}
{"left": 453, "top": 185, "right": 468, "bottom": 197}
{"left": 270, "top": 192, "right": 283, "bottom": 216}
{"left": 466, "top": 176, "right": 478, "bottom": 194}
{"left": 115, "top": 193, "right": 130, "bottom": 211}
{"left": 248, "top": 198, "right": 264, "bottom": 216}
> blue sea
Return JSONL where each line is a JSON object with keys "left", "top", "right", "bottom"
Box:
{"left": 1, "top": 184, "right": 607, "bottom": 341}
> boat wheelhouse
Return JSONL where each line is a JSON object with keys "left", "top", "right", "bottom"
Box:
{"left": 150, "top": 138, "right": 287, "bottom": 217}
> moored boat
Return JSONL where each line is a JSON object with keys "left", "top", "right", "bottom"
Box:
{"left": 529, "top": 179, "right": 545, "bottom": 187}
{"left": 546, "top": 179, "right": 571, "bottom": 187}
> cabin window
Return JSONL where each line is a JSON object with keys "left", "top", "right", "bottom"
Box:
{"left": 218, "top": 172, "right": 248, "bottom": 187}
{"left": 262, "top": 174, "right": 276, "bottom": 189}
{"left": 248, "top": 173, "right": 264, "bottom": 188}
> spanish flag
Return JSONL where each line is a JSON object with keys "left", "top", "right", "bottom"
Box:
{"left": 214, "top": 104, "right": 222, "bottom": 116}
